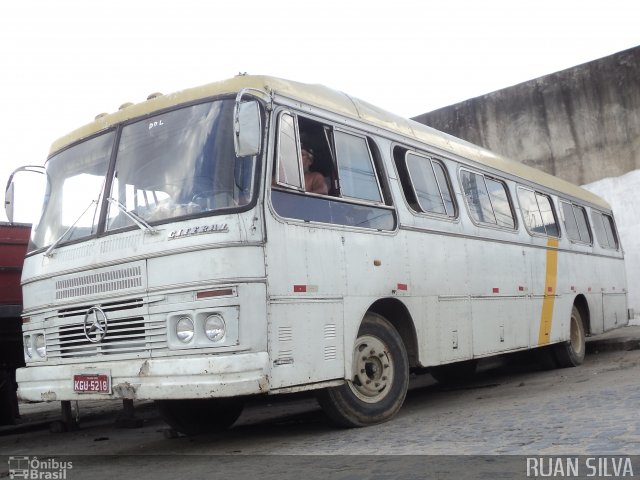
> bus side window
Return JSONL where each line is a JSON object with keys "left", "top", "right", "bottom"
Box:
{"left": 518, "top": 187, "right": 559, "bottom": 237}
{"left": 573, "top": 204, "right": 592, "bottom": 244}
{"left": 592, "top": 211, "right": 619, "bottom": 250}
{"left": 398, "top": 150, "right": 455, "bottom": 217}
{"left": 334, "top": 131, "right": 383, "bottom": 203}
{"left": 460, "top": 169, "right": 515, "bottom": 229}
{"left": 561, "top": 201, "right": 592, "bottom": 244}
{"left": 275, "top": 113, "right": 303, "bottom": 190}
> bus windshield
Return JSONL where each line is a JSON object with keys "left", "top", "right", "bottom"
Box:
{"left": 30, "top": 99, "right": 257, "bottom": 252}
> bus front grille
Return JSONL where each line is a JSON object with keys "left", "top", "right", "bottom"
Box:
{"left": 46, "top": 317, "right": 166, "bottom": 359}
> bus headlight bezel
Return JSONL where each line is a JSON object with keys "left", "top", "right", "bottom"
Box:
{"left": 24, "top": 335, "right": 32, "bottom": 359}
{"left": 204, "top": 314, "right": 226, "bottom": 342}
{"left": 35, "top": 333, "right": 47, "bottom": 358}
{"left": 176, "top": 316, "right": 195, "bottom": 343}
{"left": 167, "top": 306, "right": 239, "bottom": 350}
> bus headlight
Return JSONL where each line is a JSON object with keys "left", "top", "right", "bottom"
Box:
{"left": 35, "top": 334, "right": 46, "bottom": 358}
{"left": 176, "top": 316, "right": 194, "bottom": 343}
{"left": 24, "top": 335, "right": 32, "bottom": 359}
{"left": 204, "top": 314, "right": 226, "bottom": 342}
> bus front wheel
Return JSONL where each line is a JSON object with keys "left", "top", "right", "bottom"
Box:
{"left": 156, "top": 398, "right": 243, "bottom": 436}
{"left": 553, "top": 305, "right": 586, "bottom": 367}
{"left": 317, "top": 312, "right": 409, "bottom": 427}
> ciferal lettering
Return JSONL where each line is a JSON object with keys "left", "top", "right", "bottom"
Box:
{"left": 169, "top": 223, "right": 229, "bottom": 240}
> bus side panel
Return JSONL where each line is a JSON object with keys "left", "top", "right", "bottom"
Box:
{"left": 603, "top": 293, "right": 627, "bottom": 330}
{"left": 468, "top": 241, "right": 530, "bottom": 355}
{"left": 412, "top": 231, "right": 473, "bottom": 365}
{"left": 435, "top": 296, "right": 472, "bottom": 363}
{"left": 268, "top": 300, "right": 344, "bottom": 389}
{"left": 264, "top": 212, "right": 347, "bottom": 389}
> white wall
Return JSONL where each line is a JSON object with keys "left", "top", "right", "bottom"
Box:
{"left": 583, "top": 169, "right": 640, "bottom": 323}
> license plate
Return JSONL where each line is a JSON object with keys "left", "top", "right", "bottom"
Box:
{"left": 73, "top": 373, "right": 111, "bottom": 394}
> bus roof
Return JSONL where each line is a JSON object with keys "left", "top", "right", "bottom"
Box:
{"left": 50, "top": 75, "right": 610, "bottom": 211}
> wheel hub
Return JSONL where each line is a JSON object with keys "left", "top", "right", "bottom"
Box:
{"left": 350, "top": 334, "right": 393, "bottom": 403}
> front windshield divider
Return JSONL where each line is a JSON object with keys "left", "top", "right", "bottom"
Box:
{"left": 107, "top": 197, "right": 159, "bottom": 235}
{"left": 44, "top": 200, "right": 98, "bottom": 257}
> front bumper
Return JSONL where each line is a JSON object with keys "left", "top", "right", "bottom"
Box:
{"left": 17, "top": 352, "right": 269, "bottom": 402}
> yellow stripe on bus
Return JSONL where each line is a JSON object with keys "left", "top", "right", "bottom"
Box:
{"left": 538, "top": 237, "right": 559, "bottom": 345}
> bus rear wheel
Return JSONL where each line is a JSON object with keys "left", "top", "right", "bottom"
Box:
{"left": 317, "top": 312, "right": 409, "bottom": 427}
{"left": 156, "top": 398, "right": 243, "bottom": 436}
{"left": 553, "top": 305, "right": 586, "bottom": 367}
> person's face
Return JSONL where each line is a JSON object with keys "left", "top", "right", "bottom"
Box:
{"left": 301, "top": 148, "right": 313, "bottom": 172}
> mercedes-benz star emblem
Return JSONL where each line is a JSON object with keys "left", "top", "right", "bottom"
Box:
{"left": 83, "top": 306, "right": 108, "bottom": 343}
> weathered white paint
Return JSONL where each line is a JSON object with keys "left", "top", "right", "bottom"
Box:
{"left": 16, "top": 76, "right": 628, "bottom": 405}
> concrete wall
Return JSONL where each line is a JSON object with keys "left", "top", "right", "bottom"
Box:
{"left": 412, "top": 46, "right": 640, "bottom": 318}
{"left": 583, "top": 171, "right": 640, "bottom": 320}
{"left": 412, "top": 46, "right": 640, "bottom": 186}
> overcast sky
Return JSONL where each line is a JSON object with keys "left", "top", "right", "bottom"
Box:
{"left": 1, "top": 0, "right": 638, "bottom": 222}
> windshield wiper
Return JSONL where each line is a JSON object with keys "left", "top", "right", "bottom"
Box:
{"left": 44, "top": 199, "right": 98, "bottom": 257}
{"left": 107, "top": 197, "right": 158, "bottom": 235}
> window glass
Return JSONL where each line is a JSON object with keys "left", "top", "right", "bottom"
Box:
{"left": 485, "top": 178, "right": 515, "bottom": 228}
{"left": 272, "top": 190, "right": 395, "bottom": 230}
{"left": 461, "top": 170, "right": 496, "bottom": 225}
{"left": 592, "top": 211, "right": 608, "bottom": 247}
{"left": 276, "top": 113, "right": 302, "bottom": 189}
{"left": 30, "top": 132, "right": 114, "bottom": 251}
{"left": 574, "top": 205, "right": 592, "bottom": 243}
{"left": 433, "top": 162, "right": 455, "bottom": 217}
{"left": 334, "top": 131, "right": 382, "bottom": 203}
{"left": 518, "top": 188, "right": 558, "bottom": 237}
{"left": 561, "top": 202, "right": 580, "bottom": 241}
{"left": 536, "top": 193, "right": 559, "bottom": 237}
{"left": 519, "top": 188, "right": 543, "bottom": 233}
{"left": 573, "top": 205, "right": 592, "bottom": 243}
{"left": 106, "top": 100, "right": 255, "bottom": 230}
{"left": 603, "top": 214, "right": 619, "bottom": 249}
{"left": 406, "top": 153, "right": 445, "bottom": 214}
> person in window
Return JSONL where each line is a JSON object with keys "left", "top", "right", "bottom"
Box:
{"left": 301, "top": 143, "right": 329, "bottom": 195}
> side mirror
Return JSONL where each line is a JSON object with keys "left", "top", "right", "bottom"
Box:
{"left": 4, "top": 182, "right": 15, "bottom": 223}
{"left": 4, "top": 165, "right": 46, "bottom": 224}
{"left": 234, "top": 100, "right": 262, "bottom": 157}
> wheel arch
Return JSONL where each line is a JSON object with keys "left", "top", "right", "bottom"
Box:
{"left": 573, "top": 294, "right": 591, "bottom": 336}
{"left": 367, "top": 298, "right": 419, "bottom": 368}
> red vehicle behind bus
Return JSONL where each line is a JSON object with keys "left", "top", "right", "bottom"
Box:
{"left": 0, "top": 222, "right": 30, "bottom": 424}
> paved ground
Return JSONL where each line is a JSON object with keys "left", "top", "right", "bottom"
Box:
{"left": 1, "top": 325, "right": 639, "bottom": 479}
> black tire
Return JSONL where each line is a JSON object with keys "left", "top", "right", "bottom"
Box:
{"left": 317, "top": 312, "right": 409, "bottom": 427}
{"left": 533, "top": 345, "right": 560, "bottom": 370}
{"left": 156, "top": 398, "right": 243, "bottom": 436}
{"left": 553, "top": 305, "right": 586, "bottom": 368}
{"left": 0, "top": 368, "right": 18, "bottom": 426}
{"left": 430, "top": 359, "right": 478, "bottom": 385}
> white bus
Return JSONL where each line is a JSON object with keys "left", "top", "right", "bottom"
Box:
{"left": 6, "top": 75, "right": 628, "bottom": 434}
